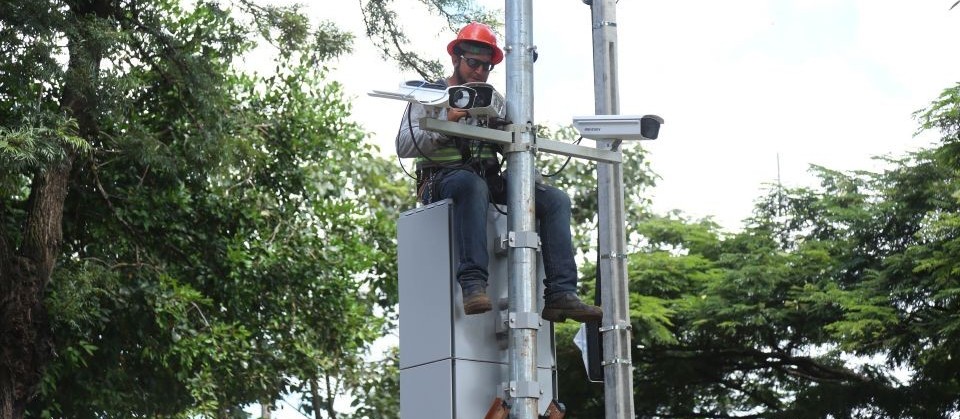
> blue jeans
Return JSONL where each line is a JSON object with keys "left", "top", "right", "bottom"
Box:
{"left": 422, "top": 168, "right": 578, "bottom": 298}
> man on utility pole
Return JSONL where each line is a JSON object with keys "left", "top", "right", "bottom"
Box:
{"left": 395, "top": 22, "right": 602, "bottom": 323}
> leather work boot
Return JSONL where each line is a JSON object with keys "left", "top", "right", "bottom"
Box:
{"left": 541, "top": 293, "right": 603, "bottom": 322}
{"left": 462, "top": 286, "right": 492, "bottom": 315}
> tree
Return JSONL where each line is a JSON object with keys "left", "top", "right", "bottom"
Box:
{"left": 552, "top": 83, "right": 960, "bottom": 418}
{"left": 357, "top": 0, "right": 501, "bottom": 81}
{"left": 2, "top": 1, "right": 407, "bottom": 417}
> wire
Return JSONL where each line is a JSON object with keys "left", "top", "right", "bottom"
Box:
{"left": 541, "top": 136, "right": 583, "bottom": 178}
{"left": 395, "top": 118, "right": 417, "bottom": 181}
{"left": 395, "top": 89, "right": 509, "bottom": 216}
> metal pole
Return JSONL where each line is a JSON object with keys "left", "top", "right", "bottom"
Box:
{"left": 588, "top": 0, "right": 636, "bottom": 417}
{"left": 504, "top": 1, "right": 539, "bottom": 419}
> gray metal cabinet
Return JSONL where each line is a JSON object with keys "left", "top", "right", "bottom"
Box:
{"left": 398, "top": 200, "right": 556, "bottom": 418}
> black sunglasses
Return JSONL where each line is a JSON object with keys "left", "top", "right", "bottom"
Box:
{"left": 460, "top": 55, "right": 494, "bottom": 71}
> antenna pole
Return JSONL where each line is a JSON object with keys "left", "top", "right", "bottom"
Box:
{"left": 587, "top": 0, "right": 636, "bottom": 417}
{"left": 505, "top": 1, "right": 540, "bottom": 418}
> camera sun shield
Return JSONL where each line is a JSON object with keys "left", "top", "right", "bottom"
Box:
{"left": 572, "top": 114, "right": 664, "bottom": 141}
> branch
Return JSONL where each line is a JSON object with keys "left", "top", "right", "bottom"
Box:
{"left": 324, "top": 371, "right": 338, "bottom": 419}
{"left": 650, "top": 346, "right": 873, "bottom": 385}
{"left": 712, "top": 347, "right": 873, "bottom": 384}
{"left": 716, "top": 378, "right": 783, "bottom": 411}
{"left": 90, "top": 159, "right": 135, "bottom": 235}
{"left": 357, "top": 0, "right": 443, "bottom": 80}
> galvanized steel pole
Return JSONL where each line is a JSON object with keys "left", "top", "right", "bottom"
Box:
{"left": 504, "top": 1, "right": 540, "bottom": 418}
{"left": 587, "top": 0, "right": 636, "bottom": 417}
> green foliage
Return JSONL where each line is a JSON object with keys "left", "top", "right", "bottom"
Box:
{"left": 555, "top": 82, "right": 960, "bottom": 417}
{"left": 2, "top": 0, "right": 406, "bottom": 417}
{"left": 536, "top": 125, "right": 658, "bottom": 255}
{"left": 0, "top": 116, "right": 89, "bottom": 172}
{"left": 359, "top": 0, "right": 500, "bottom": 80}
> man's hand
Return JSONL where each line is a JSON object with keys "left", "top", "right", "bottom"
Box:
{"left": 447, "top": 108, "right": 468, "bottom": 122}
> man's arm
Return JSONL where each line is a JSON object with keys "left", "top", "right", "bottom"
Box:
{"left": 396, "top": 102, "right": 450, "bottom": 158}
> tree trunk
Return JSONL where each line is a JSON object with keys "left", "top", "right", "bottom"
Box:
{"left": 260, "top": 400, "right": 272, "bottom": 419}
{"left": 0, "top": 163, "right": 72, "bottom": 418}
{"left": 0, "top": 0, "right": 107, "bottom": 416}
{"left": 309, "top": 377, "right": 325, "bottom": 419}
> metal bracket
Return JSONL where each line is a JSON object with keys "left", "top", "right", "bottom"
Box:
{"left": 594, "top": 20, "right": 617, "bottom": 28}
{"left": 600, "top": 252, "right": 628, "bottom": 260}
{"left": 500, "top": 231, "right": 540, "bottom": 250}
{"left": 502, "top": 141, "right": 536, "bottom": 154}
{"left": 505, "top": 380, "right": 541, "bottom": 399}
{"left": 504, "top": 123, "right": 533, "bottom": 134}
{"left": 502, "top": 123, "right": 537, "bottom": 154}
{"left": 601, "top": 358, "right": 633, "bottom": 367}
{"left": 495, "top": 309, "right": 509, "bottom": 350}
{"left": 599, "top": 322, "right": 632, "bottom": 333}
{"left": 419, "top": 118, "right": 621, "bottom": 164}
{"left": 508, "top": 312, "right": 542, "bottom": 330}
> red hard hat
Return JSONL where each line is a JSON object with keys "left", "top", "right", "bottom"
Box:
{"left": 446, "top": 22, "right": 504, "bottom": 65}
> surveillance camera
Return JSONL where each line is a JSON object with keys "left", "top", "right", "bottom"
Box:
{"left": 369, "top": 81, "right": 506, "bottom": 120}
{"left": 368, "top": 80, "right": 453, "bottom": 107}
{"left": 572, "top": 114, "right": 664, "bottom": 140}
{"left": 460, "top": 82, "right": 506, "bottom": 119}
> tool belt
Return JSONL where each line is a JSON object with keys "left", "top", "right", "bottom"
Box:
{"left": 415, "top": 165, "right": 446, "bottom": 204}
{"left": 416, "top": 157, "right": 506, "bottom": 205}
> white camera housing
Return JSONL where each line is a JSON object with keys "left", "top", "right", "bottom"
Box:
{"left": 572, "top": 114, "right": 664, "bottom": 141}
{"left": 368, "top": 80, "right": 507, "bottom": 120}
{"left": 368, "top": 80, "right": 451, "bottom": 106}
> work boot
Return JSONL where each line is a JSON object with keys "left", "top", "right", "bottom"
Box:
{"left": 462, "top": 285, "right": 492, "bottom": 315}
{"left": 541, "top": 292, "right": 602, "bottom": 323}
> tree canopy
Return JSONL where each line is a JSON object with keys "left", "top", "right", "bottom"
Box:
{"left": 553, "top": 83, "right": 960, "bottom": 418}
{"left": 4, "top": 0, "right": 960, "bottom": 417}
{"left": 1, "top": 0, "right": 408, "bottom": 417}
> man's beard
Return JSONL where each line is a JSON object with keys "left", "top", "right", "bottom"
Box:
{"left": 453, "top": 63, "right": 469, "bottom": 85}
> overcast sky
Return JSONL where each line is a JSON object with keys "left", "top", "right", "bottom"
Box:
{"left": 259, "top": 0, "right": 960, "bottom": 231}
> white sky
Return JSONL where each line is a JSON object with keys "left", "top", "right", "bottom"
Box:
{"left": 244, "top": 2, "right": 959, "bottom": 415}
{"left": 252, "top": 0, "right": 960, "bottom": 232}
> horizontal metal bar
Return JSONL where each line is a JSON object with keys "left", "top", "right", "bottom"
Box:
{"left": 537, "top": 137, "right": 622, "bottom": 164}
{"left": 420, "top": 117, "right": 513, "bottom": 144}
{"left": 419, "top": 117, "right": 622, "bottom": 164}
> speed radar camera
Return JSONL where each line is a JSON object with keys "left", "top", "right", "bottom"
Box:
{"left": 572, "top": 114, "right": 664, "bottom": 141}
{"left": 368, "top": 80, "right": 452, "bottom": 106}
{"left": 368, "top": 80, "right": 507, "bottom": 120}
{"left": 453, "top": 82, "right": 506, "bottom": 119}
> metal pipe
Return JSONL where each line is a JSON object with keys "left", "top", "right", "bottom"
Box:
{"left": 588, "top": 0, "right": 636, "bottom": 417}
{"left": 505, "top": 1, "right": 540, "bottom": 418}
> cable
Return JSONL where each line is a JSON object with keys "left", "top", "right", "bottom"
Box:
{"left": 395, "top": 89, "right": 509, "bottom": 215}
{"left": 541, "top": 136, "right": 583, "bottom": 178}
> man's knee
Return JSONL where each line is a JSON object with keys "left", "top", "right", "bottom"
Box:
{"left": 538, "top": 184, "right": 571, "bottom": 213}
{"left": 444, "top": 170, "right": 488, "bottom": 200}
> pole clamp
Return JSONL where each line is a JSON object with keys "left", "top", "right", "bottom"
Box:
{"left": 602, "top": 358, "right": 632, "bottom": 367}
{"left": 504, "top": 123, "right": 533, "bottom": 134}
{"left": 600, "top": 252, "right": 628, "bottom": 260}
{"left": 505, "top": 380, "right": 542, "bottom": 399}
{"left": 502, "top": 141, "right": 536, "bottom": 153}
{"left": 502, "top": 123, "right": 537, "bottom": 154}
{"left": 594, "top": 21, "right": 617, "bottom": 28}
{"left": 500, "top": 231, "right": 540, "bottom": 250}
{"left": 599, "top": 321, "right": 632, "bottom": 333}
{"left": 508, "top": 312, "right": 542, "bottom": 330}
